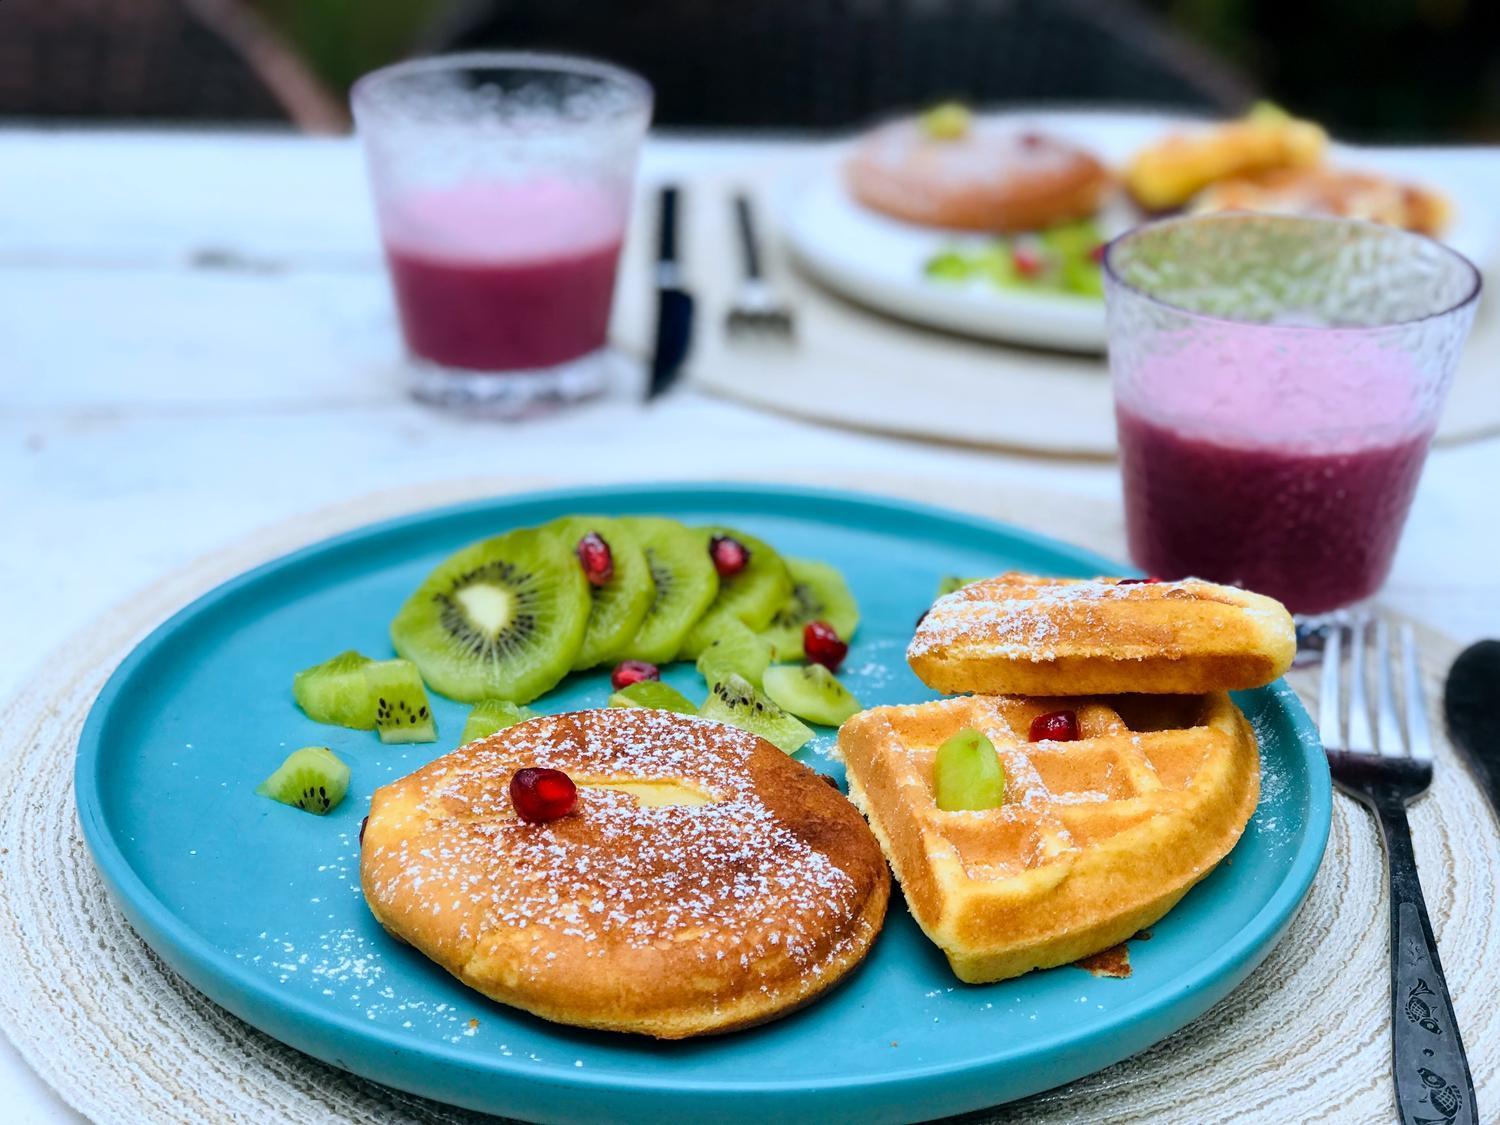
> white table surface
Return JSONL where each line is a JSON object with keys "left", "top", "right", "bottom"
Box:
{"left": 2, "top": 127, "right": 1497, "bottom": 1123}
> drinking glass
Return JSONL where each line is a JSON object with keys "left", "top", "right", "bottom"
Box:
{"left": 1102, "top": 213, "right": 1480, "bottom": 616}
{"left": 352, "top": 53, "right": 652, "bottom": 415}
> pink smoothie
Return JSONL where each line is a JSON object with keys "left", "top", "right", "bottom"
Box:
{"left": 379, "top": 179, "right": 625, "bottom": 372}
{"left": 1117, "top": 332, "right": 1435, "bottom": 614}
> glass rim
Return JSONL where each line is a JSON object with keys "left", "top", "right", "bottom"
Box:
{"left": 1101, "top": 211, "right": 1483, "bottom": 333}
{"left": 350, "top": 50, "right": 653, "bottom": 123}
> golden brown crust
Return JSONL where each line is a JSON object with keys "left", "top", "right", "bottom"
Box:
{"left": 846, "top": 120, "right": 1111, "bottom": 232}
{"left": 838, "top": 693, "right": 1259, "bottom": 982}
{"left": 908, "top": 573, "right": 1296, "bottom": 697}
{"left": 1193, "top": 166, "right": 1453, "bottom": 236}
{"left": 360, "top": 709, "right": 889, "bottom": 1039}
{"left": 1124, "top": 114, "right": 1327, "bottom": 211}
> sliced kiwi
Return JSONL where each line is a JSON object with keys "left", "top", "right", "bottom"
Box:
{"left": 608, "top": 680, "right": 698, "bottom": 714}
{"left": 461, "top": 699, "right": 536, "bottom": 744}
{"left": 366, "top": 658, "right": 436, "bottom": 743}
{"left": 758, "top": 558, "right": 860, "bottom": 660}
{"left": 256, "top": 746, "right": 350, "bottom": 815}
{"left": 551, "top": 516, "right": 655, "bottom": 671}
{"left": 678, "top": 528, "right": 792, "bottom": 659}
{"left": 934, "top": 728, "right": 1005, "bottom": 811}
{"left": 390, "top": 524, "right": 590, "bottom": 703}
{"left": 699, "top": 672, "right": 812, "bottom": 754}
{"left": 762, "top": 663, "right": 862, "bottom": 727}
{"left": 936, "top": 575, "right": 985, "bottom": 598}
{"left": 694, "top": 617, "right": 774, "bottom": 689}
{"left": 293, "top": 650, "right": 375, "bottom": 728}
{"left": 611, "top": 517, "right": 719, "bottom": 664}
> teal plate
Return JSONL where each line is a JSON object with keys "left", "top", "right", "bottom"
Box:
{"left": 75, "top": 483, "right": 1330, "bottom": 1123}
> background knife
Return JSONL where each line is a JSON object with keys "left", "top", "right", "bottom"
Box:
{"left": 646, "top": 184, "right": 694, "bottom": 400}
{"left": 1443, "top": 639, "right": 1500, "bottom": 823}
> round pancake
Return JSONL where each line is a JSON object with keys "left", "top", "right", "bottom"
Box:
{"left": 846, "top": 119, "right": 1111, "bottom": 232}
{"left": 360, "top": 708, "right": 890, "bottom": 1039}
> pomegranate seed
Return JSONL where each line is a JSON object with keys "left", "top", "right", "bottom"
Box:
{"left": 803, "top": 620, "right": 849, "bottom": 672}
{"left": 1029, "top": 710, "right": 1080, "bottom": 743}
{"left": 1117, "top": 576, "right": 1162, "bottom": 585}
{"left": 610, "top": 660, "right": 660, "bottom": 690}
{"left": 1089, "top": 242, "right": 1107, "bottom": 264}
{"left": 709, "top": 535, "right": 750, "bottom": 577}
{"left": 1019, "top": 132, "right": 1043, "bottom": 150}
{"left": 509, "top": 767, "right": 578, "bottom": 823}
{"left": 576, "top": 532, "right": 614, "bottom": 587}
{"left": 1012, "top": 245, "right": 1045, "bottom": 278}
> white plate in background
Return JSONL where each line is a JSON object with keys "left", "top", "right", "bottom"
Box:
{"left": 781, "top": 109, "right": 1497, "bottom": 352}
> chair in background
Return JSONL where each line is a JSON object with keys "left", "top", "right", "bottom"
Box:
{"left": 435, "top": 0, "right": 1256, "bottom": 129}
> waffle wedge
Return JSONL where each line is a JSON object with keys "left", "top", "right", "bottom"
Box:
{"left": 839, "top": 692, "right": 1259, "bottom": 982}
{"left": 909, "top": 573, "right": 1295, "bottom": 697}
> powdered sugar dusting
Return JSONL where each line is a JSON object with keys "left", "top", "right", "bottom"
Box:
{"left": 908, "top": 574, "right": 1218, "bottom": 663}
{"left": 364, "top": 710, "right": 864, "bottom": 979}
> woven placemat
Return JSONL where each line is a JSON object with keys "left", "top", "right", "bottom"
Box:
{"left": 608, "top": 170, "right": 1500, "bottom": 456}
{"left": 1, "top": 475, "right": 1496, "bottom": 1124}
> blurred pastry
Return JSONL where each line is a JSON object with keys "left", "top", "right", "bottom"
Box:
{"left": 361, "top": 708, "right": 889, "bottom": 1039}
{"left": 1194, "top": 166, "right": 1452, "bottom": 236}
{"left": 1126, "top": 103, "right": 1327, "bottom": 211}
{"left": 908, "top": 573, "right": 1296, "bottom": 697}
{"left": 846, "top": 105, "right": 1112, "bottom": 232}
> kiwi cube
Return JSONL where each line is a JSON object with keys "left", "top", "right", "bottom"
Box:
{"left": 256, "top": 746, "right": 350, "bottom": 815}
{"left": 366, "top": 659, "right": 436, "bottom": 744}
{"left": 293, "top": 650, "right": 376, "bottom": 729}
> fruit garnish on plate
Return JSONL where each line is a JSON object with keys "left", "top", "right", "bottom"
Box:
{"left": 461, "top": 699, "right": 537, "bottom": 744}
{"left": 554, "top": 516, "right": 655, "bottom": 671}
{"left": 257, "top": 746, "right": 350, "bottom": 815}
{"left": 919, "top": 101, "right": 972, "bottom": 141}
{"left": 699, "top": 672, "right": 812, "bottom": 754}
{"left": 509, "top": 766, "right": 579, "bottom": 823}
{"left": 801, "top": 620, "right": 849, "bottom": 672}
{"left": 607, "top": 679, "right": 698, "bottom": 714}
{"left": 758, "top": 557, "right": 859, "bottom": 661}
{"left": 678, "top": 527, "right": 792, "bottom": 659}
{"left": 293, "top": 650, "right": 435, "bottom": 743}
{"left": 610, "top": 517, "right": 720, "bottom": 665}
{"left": 367, "top": 658, "right": 437, "bottom": 744}
{"left": 694, "top": 618, "right": 774, "bottom": 689}
{"left": 391, "top": 523, "right": 590, "bottom": 704}
{"left": 762, "top": 663, "right": 861, "bottom": 727}
{"left": 923, "top": 219, "right": 1106, "bottom": 299}
{"left": 1028, "top": 709, "right": 1080, "bottom": 743}
{"left": 610, "top": 659, "right": 660, "bottom": 690}
{"left": 293, "top": 649, "right": 376, "bottom": 728}
{"left": 933, "top": 728, "right": 1005, "bottom": 812}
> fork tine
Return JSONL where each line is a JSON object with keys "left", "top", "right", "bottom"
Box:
{"left": 1318, "top": 624, "right": 1343, "bottom": 750}
{"left": 1374, "top": 619, "right": 1405, "bottom": 756}
{"left": 1401, "top": 623, "right": 1433, "bottom": 761}
{"left": 1346, "top": 615, "right": 1377, "bottom": 753}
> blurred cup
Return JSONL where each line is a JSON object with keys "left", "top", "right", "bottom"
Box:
{"left": 352, "top": 53, "right": 652, "bottom": 415}
{"left": 1102, "top": 213, "right": 1480, "bottom": 616}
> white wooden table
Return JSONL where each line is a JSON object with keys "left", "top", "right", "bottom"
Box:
{"left": 2, "top": 129, "right": 1497, "bottom": 1123}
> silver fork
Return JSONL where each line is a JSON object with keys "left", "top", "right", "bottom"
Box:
{"left": 725, "top": 193, "right": 796, "bottom": 341}
{"left": 1321, "top": 617, "right": 1476, "bottom": 1125}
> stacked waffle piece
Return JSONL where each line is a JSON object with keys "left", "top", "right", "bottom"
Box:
{"left": 838, "top": 573, "right": 1296, "bottom": 983}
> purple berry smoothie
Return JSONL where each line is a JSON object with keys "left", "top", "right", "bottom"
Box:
{"left": 1116, "top": 331, "right": 1436, "bottom": 614}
